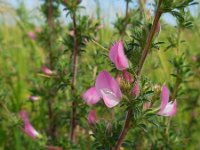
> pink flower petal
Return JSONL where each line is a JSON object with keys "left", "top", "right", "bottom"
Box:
{"left": 160, "top": 85, "right": 170, "bottom": 111}
{"left": 95, "top": 71, "right": 122, "bottom": 108}
{"left": 109, "top": 41, "right": 128, "bottom": 70}
{"left": 20, "top": 111, "right": 30, "bottom": 124}
{"left": 158, "top": 100, "right": 177, "bottom": 116}
{"left": 20, "top": 111, "right": 39, "bottom": 139}
{"left": 29, "top": 96, "right": 39, "bottom": 101}
{"left": 88, "top": 110, "right": 97, "bottom": 124}
{"left": 83, "top": 87, "right": 100, "bottom": 105}
{"left": 24, "top": 123, "right": 39, "bottom": 139}
{"left": 42, "top": 66, "right": 53, "bottom": 75}
{"left": 101, "top": 88, "right": 121, "bottom": 108}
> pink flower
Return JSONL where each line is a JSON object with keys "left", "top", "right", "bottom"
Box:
{"left": 29, "top": 96, "right": 39, "bottom": 101}
{"left": 83, "top": 87, "right": 100, "bottom": 105}
{"left": 157, "top": 85, "right": 177, "bottom": 116}
{"left": 42, "top": 66, "right": 53, "bottom": 75}
{"left": 132, "top": 81, "right": 140, "bottom": 97}
{"left": 109, "top": 41, "right": 129, "bottom": 70}
{"left": 122, "top": 70, "right": 133, "bottom": 84}
{"left": 20, "top": 111, "right": 39, "bottom": 139}
{"left": 95, "top": 71, "right": 122, "bottom": 108}
{"left": 87, "top": 110, "right": 97, "bottom": 124}
{"left": 28, "top": 31, "right": 36, "bottom": 40}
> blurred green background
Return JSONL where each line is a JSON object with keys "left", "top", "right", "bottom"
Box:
{"left": 0, "top": 0, "right": 200, "bottom": 149}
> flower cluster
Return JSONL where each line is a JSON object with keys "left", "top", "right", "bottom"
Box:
{"left": 83, "top": 40, "right": 177, "bottom": 123}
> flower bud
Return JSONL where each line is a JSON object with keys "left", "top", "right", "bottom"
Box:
{"left": 132, "top": 81, "right": 140, "bottom": 97}
{"left": 87, "top": 110, "right": 97, "bottom": 124}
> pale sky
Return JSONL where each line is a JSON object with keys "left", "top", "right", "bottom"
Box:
{"left": 6, "top": 0, "right": 200, "bottom": 26}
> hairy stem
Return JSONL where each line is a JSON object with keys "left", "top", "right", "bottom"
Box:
{"left": 136, "top": 0, "right": 162, "bottom": 76}
{"left": 70, "top": 12, "right": 78, "bottom": 142}
{"left": 114, "top": 1, "right": 163, "bottom": 149}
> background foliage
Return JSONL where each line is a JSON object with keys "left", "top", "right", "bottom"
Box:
{"left": 0, "top": 0, "right": 199, "bottom": 149}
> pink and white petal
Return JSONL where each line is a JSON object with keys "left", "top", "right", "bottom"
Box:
{"left": 95, "top": 71, "right": 122, "bottom": 98}
{"left": 158, "top": 100, "right": 177, "bottom": 116}
{"left": 101, "top": 89, "right": 120, "bottom": 108}
{"left": 95, "top": 71, "right": 122, "bottom": 108}
{"left": 24, "top": 123, "right": 39, "bottom": 139}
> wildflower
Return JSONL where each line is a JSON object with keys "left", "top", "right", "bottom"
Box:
{"left": 95, "top": 71, "right": 122, "bottom": 108}
{"left": 29, "top": 95, "right": 39, "bottom": 101}
{"left": 158, "top": 85, "right": 177, "bottom": 116}
{"left": 20, "top": 111, "right": 39, "bottom": 139}
{"left": 83, "top": 87, "right": 100, "bottom": 105}
{"left": 109, "top": 41, "right": 129, "bottom": 70}
{"left": 42, "top": 66, "right": 53, "bottom": 76}
{"left": 87, "top": 110, "right": 97, "bottom": 124}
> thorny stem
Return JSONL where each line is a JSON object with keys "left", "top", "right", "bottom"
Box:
{"left": 114, "top": 1, "right": 163, "bottom": 149}
{"left": 70, "top": 12, "right": 78, "bottom": 142}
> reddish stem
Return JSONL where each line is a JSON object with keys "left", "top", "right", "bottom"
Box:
{"left": 70, "top": 13, "right": 78, "bottom": 142}
{"left": 114, "top": 1, "right": 163, "bottom": 149}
